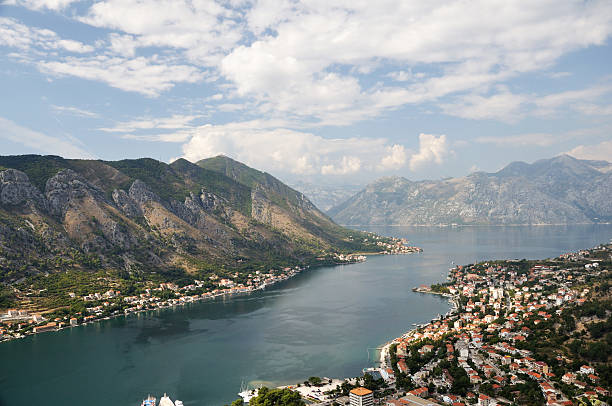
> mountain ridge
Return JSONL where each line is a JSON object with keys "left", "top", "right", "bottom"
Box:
{"left": 0, "top": 154, "right": 381, "bottom": 299}
{"left": 328, "top": 155, "right": 612, "bottom": 226}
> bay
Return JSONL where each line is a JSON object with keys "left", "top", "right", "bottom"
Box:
{"left": 1, "top": 224, "right": 611, "bottom": 406}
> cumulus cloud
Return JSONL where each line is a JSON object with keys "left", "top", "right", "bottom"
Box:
{"left": 567, "top": 140, "right": 612, "bottom": 162}
{"left": 175, "top": 122, "right": 449, "bottom": 178}
{"left": 379, "top": 144, "right": 407, "bottom": 170}
{"left": 216, "top": 0, "right": 612, "bottom": 122}
{"left": 409, "top": 133, "right": 449, "bottom": 171}
{"left": 2, "top": 0, "right": 612, "bottom": 125}
{"left": 0, "top": 116, "right": 94, "bottom": 158}
{"left": 321, "top": 156, "right": 362, "bottom": 175}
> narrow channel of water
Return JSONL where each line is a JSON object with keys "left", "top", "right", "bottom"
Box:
{"left": 1, "top": 224, "right": 610, "bottom": 406}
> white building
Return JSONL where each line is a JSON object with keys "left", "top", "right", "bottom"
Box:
{"left": 350, "top": 388, "right": 374, "bottom": 406}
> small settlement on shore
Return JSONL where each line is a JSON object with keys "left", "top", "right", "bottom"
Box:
{"left": 0, "top": 237, "right": 421, "bottom": 342}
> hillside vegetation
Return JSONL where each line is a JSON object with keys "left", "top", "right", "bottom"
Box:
{"left": 0, "top": 154, "right": 382, "bottom": 311}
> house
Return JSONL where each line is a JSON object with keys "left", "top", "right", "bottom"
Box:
{"left": 562, "top": 373, "right": 576, "bottom": 384}
{"left": 573, "top": 381, "right": 587, "bottom": 390}
{"left": 33, "top": 322, "right": 57, "bottom": 333}
{"left": 442, "top": 394, "right": 459, "bottom": 404}
{"left": 419, "top": 345, "right": 434, "bottom": 355}
{"left": 478, "top": 394, "right": 495, "bottom": 406}
{"left": 408, "top": 387, "right": 429, "bottom": 398}
{"left": 534, "top": 361, "right": 549, "bottom": 374}
{"left": 381, "top": 368, "right": 395, "bottom": 383}
{"left": 587, "top": 374, "right": 599, "bottom": 383}
{"left": 580, "top": 365, "right": 595, "bottom": 375}
{"left": 483, "top": 365, "right": 495, "bottom": 378}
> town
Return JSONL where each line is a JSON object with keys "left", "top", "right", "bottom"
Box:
{"left": 335, "top": 243, "right": 610, "bottom": 406}
{"left": 242, "top": 242, "right": 611, "bottom": 406}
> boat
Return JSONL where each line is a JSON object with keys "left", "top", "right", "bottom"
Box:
{"left": 141, "top": 395, "right": 156, "bottom": 406}
{"left": 238, "top": 382, "right": 260, "bottom": 404}
{"left": 159, "top": 393, "right": 175, "bottom": 406}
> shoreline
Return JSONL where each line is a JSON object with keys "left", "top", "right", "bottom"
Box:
{"left": 0, "top": 249, "right": 420, "bottom": 343}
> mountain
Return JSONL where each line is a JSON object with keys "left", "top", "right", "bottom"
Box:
{"left": 0, "top": 154, "right": 378, "bottom": 288}
{"left": 328, "top": 155, "right": 612, "bottom": 225}
{"left": 288, "top": 181, "right": 363, "bottom": 212}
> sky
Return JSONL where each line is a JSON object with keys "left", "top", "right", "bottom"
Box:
{"left": 0, "top": 0, "right": 611, "bottom": 186}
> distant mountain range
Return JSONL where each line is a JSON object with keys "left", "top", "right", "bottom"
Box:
{"left": 328, "top": 155, "right": 612, "bottom": 226}
{"left": 288, "top": 181, "right": 363, "bottom": 212}
{"left": 0, "top": 154, "right": 375, "bottom": 283}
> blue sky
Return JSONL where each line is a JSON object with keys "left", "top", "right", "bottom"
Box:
{"left": 1, "top": 0, "right": 611, "bottom": 186}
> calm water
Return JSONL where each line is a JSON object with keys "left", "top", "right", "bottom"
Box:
{"left": 1, "top": 225, "right": 611, "bottom": 406}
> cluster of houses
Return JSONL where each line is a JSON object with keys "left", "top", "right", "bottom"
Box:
{"left": 0, "top": 265, "right": 311, "bottom": 341}
{"left": 378, "top": 244, "right": 610, "bottom": 406}
{"left": 375, "top": 239, "right": 423, "bottom": 255}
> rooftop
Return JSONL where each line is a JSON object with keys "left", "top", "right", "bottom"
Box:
{"left": 350, "top": 387, "right": 373, "bottom": 396}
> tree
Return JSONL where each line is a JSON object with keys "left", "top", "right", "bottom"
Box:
{"left": 308, "top": 376, "right": 322, "bottom": 386}
{"left": 249, "top": 387, "right": 305, "bottom": 406}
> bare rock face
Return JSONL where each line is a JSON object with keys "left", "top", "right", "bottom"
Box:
{"left": 199, "top": 191, "right": 223, "bottom": 211}
{"left": 128, "top": 179, "right": 161, "bottom": 205}
{"left": 45, "top": 169, "right": 107, "bottom": 217}
{"left": 0, "top": 169, "right": 48, "bottom": 211}
{"left": 251, "top": 184, "right": 272, "bottom": 224}
{"left": 112, "top": 189, "right": 142, "bottom": 218}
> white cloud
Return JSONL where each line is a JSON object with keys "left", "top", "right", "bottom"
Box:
{"left": 475, "top": 133, "right": 557, "bottom": 147}
{"left": 2, "top": 0, "right": 612, "bottom": 138}
{"left": 0, "top": 116, "right": 94, "bottom": 158}
{"left": 217, "top": 0, "right": 612, "bottom": 122}
{"left": 0, "top": 17, "right": 93, "bottom": 53}
{"left": 379, "top": 144, "right": 407, "bottom": 170}
{"left": 99, "top": 114, "right": 200, "bottom": 133}
{"left": 534, "top": 84, "right": 612, "bottom": 116}
{"left": 574, "top": 103, "right": 612, "bottom": 116}
{"left": 441, "top": 88, "right": 527, "bottom": 122}
{"left": 51, "top": 104, "right": 99, "bottom": 118}
{"left": 409, "top": 133, "right": 449, "bottom": 171}
{"left": 79, "top": 0, "right": 242, "bottom": 65}
{"left": 177, "top": 122, "right": 427, "bottom": 177}
{"left": 321, "top": 156, "right": 362, "bottom": 175}
{"left": 567, "top": 140, "right": 612, "bottom": 162}
{"left": 441, "top": 83, "right": 612, "bottom": 121}
{"left": 38, "top": 55, "right": 204, "bottom": 96}
{"left": 5, "top": 0, "right": 78, "bottom": 11}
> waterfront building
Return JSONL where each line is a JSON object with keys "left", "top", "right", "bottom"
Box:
{"left": 33, "top": 322, "right": 56, "bottom": 333}
{"left": 349, "top": 387, "right": 373, "bottom": 406}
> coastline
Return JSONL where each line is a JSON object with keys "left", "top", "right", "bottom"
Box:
{"left": 377, "top": 290, "right": 457, "bottom": 370}
{"left": 0, "top": 249, "right": 420, "bottom": 343}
